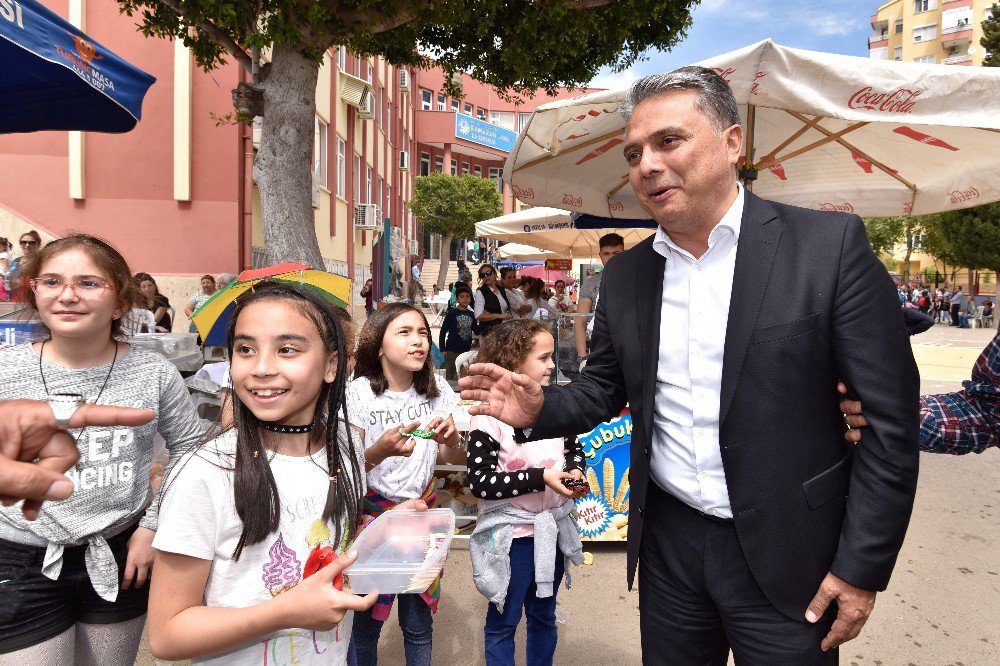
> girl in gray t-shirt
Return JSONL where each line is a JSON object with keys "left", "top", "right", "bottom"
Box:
{"left": 0, "top": 234, "right": 204, "bottom": 663}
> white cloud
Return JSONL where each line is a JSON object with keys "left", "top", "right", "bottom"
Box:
{"left": 587, "top": 65, "right": 639, "bottom": 91}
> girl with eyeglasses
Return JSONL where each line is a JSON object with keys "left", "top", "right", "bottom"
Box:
{"left": 0, "top": 234, "right": 204, "bottom": 663}
{"left": 473, "top": 264, "right": 513, "bottom": 335}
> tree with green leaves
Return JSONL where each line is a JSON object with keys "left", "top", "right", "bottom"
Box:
{"left": 408, "top": 173, "right": 502, "bottom": 289}
{"left": 933, "top": 203, "right": 1000, "bottom": 295}
{"left": 116, "top": 0, "right": 697, "bottom": 267}
{"left": 983, "top": 3, "right": 1000, "bottom": 67}
{"left": 863, "top": 215, "right": 925, "bottom": 279}
{"left": 919, "top": 214, "right": 960, "bottom": 283}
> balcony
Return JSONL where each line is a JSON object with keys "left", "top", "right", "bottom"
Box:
{"left": 941, "top": 26, "right": 973, "bottom": 47}
{"left": 943, "top": 53, "right": 973, "bottom": 64}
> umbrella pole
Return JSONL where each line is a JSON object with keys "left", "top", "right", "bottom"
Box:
{"left": 739, "top": 104, "right": 757, "bottom": 192}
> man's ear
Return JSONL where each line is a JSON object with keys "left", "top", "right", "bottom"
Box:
{"left": 725, "top": 123, "right": 744, "bottom": 166}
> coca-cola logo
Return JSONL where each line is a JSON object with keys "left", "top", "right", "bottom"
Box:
{"left": 903, "top": 201, "right": 913, "bottom": 215}
{"left": 608, "top": 200, "right": 624, "bottom": 212}
{"left": 948, "top": 187, "right": 980, "bottom": 204}
{"left": 512, "top": 185, "right": 534, "bottom": 200}
{"left": 848, "top": 87, "right": 922, "bottom": 114}
{"left": 819, "top": 202, "right": 855, "bottom": 213}
{"left": 711, "top": 67, "right": 736, "bottom": 83}
{"left": 562, "top": 194, "right": 583, "bottom": 208}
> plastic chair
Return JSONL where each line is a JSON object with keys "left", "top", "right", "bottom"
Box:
{"left": 427, "top": 291, "right": 453, "bottom": 327}
{"left": 455, "top": 350, "right": 478, "bottom": 378}
{"left": 977, "top": 306, "right": 995, "bottom": 329}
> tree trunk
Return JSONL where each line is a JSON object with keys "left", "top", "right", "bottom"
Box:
{"left": 253, "top": 44, "right": 325, "bottom": 268}
{"left": 436, "top": 232, "right": 454, "bottom": 292}
{"left": 903, "top": 233, "right": 913, "bottom": 282}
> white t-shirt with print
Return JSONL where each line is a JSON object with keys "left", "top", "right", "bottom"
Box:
{"left": 153, "top": 429, "right": 364, "bottom": 666}
{"left": 346, "top": 375, "right": 457, "bottom": 501}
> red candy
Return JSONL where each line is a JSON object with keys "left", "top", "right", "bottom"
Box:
{"left": 303, "top": 545, "right": 344, "bottom": 590}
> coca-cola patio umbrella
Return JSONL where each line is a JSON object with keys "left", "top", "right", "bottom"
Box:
{"left": 504, "top": 39, "right": 1000, "bottom": 219}
{"left": 475, "top": 207, "right": 655, "bottom": 257}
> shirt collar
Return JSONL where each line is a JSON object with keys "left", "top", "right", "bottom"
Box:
{"left": 652, "top": 182, "right": 744, "bottom": 260}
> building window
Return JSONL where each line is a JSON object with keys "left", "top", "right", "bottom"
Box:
{"left": 463, "top": 102, "right": 473, "bottom": 115}
{"left": 420, "top": 89, "right": 432, "bottom": 111}
{"left": 894, "top": 19, "right": 904, "bottom": 34}
{"left": 366, "top": 167, "right": 373, "bottom": 205}
{"left": 476, "top": 107, "right": 486, "bottom": 120}
{"left": 461, "top": 162, "right": 470, "bottom": 175}
{"left": 363, "top": 59, "right": 372, "bottom": 83}
{"left": 377, "top": 178, "right": 383, "bottom": 218}
{"left": 894, "top": 46, "right": 903, "bottom": 60}
{"left": 337, "top": 46, "right": 347, "bottom": 71}
{"left": 489, "top": 167, "right": 502, "bottom": 192}
{"left": 518, "top": 112, "right": 532, "bottom": 132}
{"left": 354, "top": 55, "right": 362, "bottom": 77}
{"left": 375, "top": 85, "right": 382, "bottom": 127}
{"left": 387, "top": 101, "right": 392, "bottom": 143}
{"left": 437, "top": 94, "right": 446, "bottom": 111}
{"left": 450, "top": 159, "right": 457, "bottom": 175}
{"left": 386, "top": 185, "right": 391, "bottom": 221}
{"left": 419, "top": 152, "right": 431, "bottom": 176}
{"left": 490, "top": 111, "right": 515, "bottom": 130}
{"left": 313, "top": 116, "right": 328, "bottom": 181}
{"left": 913, "top": 0, "right": 936, "bottom": 14}
{"left": 354, "top": 155, "right": 361, "bottom": 201}
{"left": 912, "top": 24, "right": 937, "bottom": 42}
{"left": 913, "top": 54, "right": 936, "bottom": 63}
{"left": 474, "top": 165, "right": 482, "bottom": 177}
{"left": 435, "top": 155, "right": 444, "bottom": 173}
{"left": 336, "top": 136, "right": 346, "bottom": 198}
{"left": 451, "top": 99, "right": 460, "bottom": 112}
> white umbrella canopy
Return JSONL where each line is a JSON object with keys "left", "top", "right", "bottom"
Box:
{"left": 476, "top": 207, "right": 654, "bottom": 257}
{"left": 505, "top": 39, "right": 1000, "bottom": 219}
{"left": 494, "top": 243, "right": 563, "bottom": 261}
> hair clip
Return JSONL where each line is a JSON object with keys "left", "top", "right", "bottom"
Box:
{"left": 252, "top": 450, "right": 260, "bottom": 458}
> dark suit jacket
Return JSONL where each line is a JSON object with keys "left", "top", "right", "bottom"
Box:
{"left": 529, "top": 192, "right": 920, "bottom": 620}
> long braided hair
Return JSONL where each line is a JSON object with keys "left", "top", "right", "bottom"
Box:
{"left": 224, "top": 282, "right": 363, "bottom": 559}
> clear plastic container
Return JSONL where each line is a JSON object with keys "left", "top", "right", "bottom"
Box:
{"left": 346, "top": 509, "right": 455, "bottom": 595}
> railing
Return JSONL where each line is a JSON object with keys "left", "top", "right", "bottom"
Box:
{"left": 941, "top": 22, "right": 972, "bottom": 35}
{"left": 943, "top": 54, "right": 973, "bottom": 64}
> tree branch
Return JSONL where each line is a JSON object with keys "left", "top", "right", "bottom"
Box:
{"left": 159, "top": 0, "right": 253, "bottom": 73}
{"left": 324, "top": 0, "right": 423, "bottom": 34}
{"left": 570, "top": 0, "right": 615, "bottom": 8}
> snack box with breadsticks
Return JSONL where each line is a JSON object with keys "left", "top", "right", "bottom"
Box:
{"left": 574, "top": 410, "right": 632, "bottom": 542}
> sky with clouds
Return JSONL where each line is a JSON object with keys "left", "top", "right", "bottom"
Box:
{"left": 588, "top": 0, "right": 876, "bottom": 88}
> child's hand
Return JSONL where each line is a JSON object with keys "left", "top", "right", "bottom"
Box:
{"left": 542, "top": 470, "right": 576, "bottom": 498}
{"left": 276, "top": 551, "right": 376, "bottom": 632}
{"left": 372, "top": 422, "right": 421, "bottom": 460}
{"left": 427, "top": 416, "right": 458, "bottom": 447}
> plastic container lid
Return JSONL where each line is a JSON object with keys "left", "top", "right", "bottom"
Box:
{"left": 346, "top": 508, "right": 455, "bottom": 595}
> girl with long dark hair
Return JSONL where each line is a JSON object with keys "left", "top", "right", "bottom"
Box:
{"left": 347, "top": 302, "right": 464, "bottom": 666}
{"left": 147, "top": 282, "right": 375, "bottom": 664}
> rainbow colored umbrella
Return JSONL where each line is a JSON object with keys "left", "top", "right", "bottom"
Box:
{"left": 192, "top": 263, "right": 352, "bottom": 346}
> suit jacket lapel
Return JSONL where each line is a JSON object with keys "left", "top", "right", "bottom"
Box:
{"left": 637, "top": 242, "right": 666, "bottom": 436}
{"left": 719, "top": 193, "right": 781, "bottom": 428}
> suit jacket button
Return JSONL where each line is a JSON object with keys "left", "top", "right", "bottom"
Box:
{"left": 644, "top": 447, "right": 650, "bottom": 456}
{"left": 638, "top": 507, "right": 644, "bottom": 516}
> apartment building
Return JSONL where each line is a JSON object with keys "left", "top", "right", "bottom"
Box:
{"left": 0, "top": 0, "right": 588, "bottom": 315}
{"left": 869, "top": 0, "right": 996, "bottom": 65}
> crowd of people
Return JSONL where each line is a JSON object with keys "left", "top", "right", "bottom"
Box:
{"left": 0, "top": 64, "right": 998, "bottom": 666}
{"left": 899, "top": 283, "right": 994, "bottom": 329}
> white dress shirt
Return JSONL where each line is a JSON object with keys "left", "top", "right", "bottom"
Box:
{"left": 649, "top": 184, "right": 744, "bottom": 519}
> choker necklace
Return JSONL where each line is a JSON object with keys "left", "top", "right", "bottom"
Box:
{"left": 260, "top": 422, "right": 312, "bottom": 434}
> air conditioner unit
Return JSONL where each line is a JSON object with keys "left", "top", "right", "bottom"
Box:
{"left": 399, "top": 69, "right": 411, "bottom": 91}
{"left": 357, "top": 91, "right": 375, "bottom": 119}
{"left": 311, "top": 172, "right": 322, "bottom": 210}
{"left": 399, "top": 151, "right": 410, "bottom": 171}
{"left": 354, "top": 203, "right": 382, "bottom": 231}
{"left": 408, "top": 239, "right": 418, "bottom": 255}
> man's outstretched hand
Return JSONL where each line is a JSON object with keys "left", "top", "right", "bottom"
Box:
{"left": 458, "top": 363, "right": 544, "bottom": 428}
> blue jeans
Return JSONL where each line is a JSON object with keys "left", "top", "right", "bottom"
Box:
{"left": 349, "top": 593, "right": 433, "bottom": 666}
{"left": 483, "top": 537, "right": 565, "bottom": 666}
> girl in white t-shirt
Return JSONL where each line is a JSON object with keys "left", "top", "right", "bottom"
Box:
{"left": 347, "top": 302, "right": 464, "bottom": 666}
{"left": 148, "top": 283, "right": 376, "bottom": 665}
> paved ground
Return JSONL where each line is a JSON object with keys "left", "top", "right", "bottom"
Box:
{"left": 137, "top": 322, "right": 999, "bottom": 665}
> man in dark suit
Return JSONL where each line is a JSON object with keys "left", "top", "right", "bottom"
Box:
{"left": 460, "top": 67, "right": 920, "bottom": 664}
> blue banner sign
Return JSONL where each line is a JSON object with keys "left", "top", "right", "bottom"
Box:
{"left": 454, "top": 113, "right": 517, "bottom": 153}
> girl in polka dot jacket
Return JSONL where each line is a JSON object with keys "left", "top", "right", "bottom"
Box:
{"left": 466, "top": 319, "right": 586, "bottom": 666}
